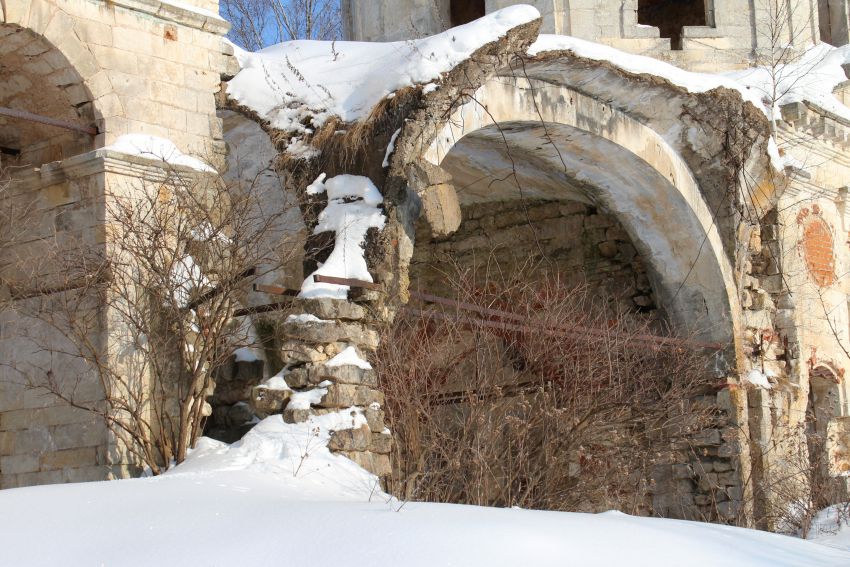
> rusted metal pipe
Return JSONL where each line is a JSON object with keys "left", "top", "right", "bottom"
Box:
{"left": 0, "top": 106, "right": 98, "bottom": 136}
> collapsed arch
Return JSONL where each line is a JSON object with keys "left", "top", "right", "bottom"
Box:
{"left": 418, "top": 76, "right": 741, "bottom": 352}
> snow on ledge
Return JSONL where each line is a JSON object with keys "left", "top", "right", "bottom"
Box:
{"left": 103, "top": 134, "right": 216, "bottom": 172}
{"left": 528, "top": 35, "right": 766, "bottom": 110}
{"left": 530, "top": 35, "right": 850, "bottom": 127}
{"left": 299, "top": 174, "right": 386, "bottom": 299}
{"left": 745, "top": 369, "right": 775, "bottom": 389}
{"left": 326, "top": 346, "right": 373, "bottom": 370}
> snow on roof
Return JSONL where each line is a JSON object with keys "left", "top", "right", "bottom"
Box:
{"left": 724, "top": 43, "right": 850, "bottom": 123}
{"left": 529, "top": 35, "right": 767, "bottom": 109}
{"left": 228, "top": 7, "right": 850, "bottom": 158}
{"left": 225, "top": 5, "right": 540, "bottom": 134}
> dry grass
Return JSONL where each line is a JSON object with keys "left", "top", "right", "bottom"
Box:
{"left": 376, "top": 270, "right": 722, "bottom": 513}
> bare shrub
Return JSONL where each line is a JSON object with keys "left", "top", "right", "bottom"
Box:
{"left": 746, "top": 419, "right": 850, "bottom": 536}
{"left": 377, "top": 269, "right": 722, "bottom": 513}
{"left": 14, "top": 164, "right": 299, "bottom": 474}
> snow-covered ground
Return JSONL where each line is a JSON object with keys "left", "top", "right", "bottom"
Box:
{"left": 1, "top": 416, "right": 849, "bottom": 567}
{"left": 809, "top": 505, "right": 850, "bottom": 553}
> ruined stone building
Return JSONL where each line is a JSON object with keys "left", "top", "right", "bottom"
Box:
{"left": 3, "top": 0, "right": 850, "bottom": 529}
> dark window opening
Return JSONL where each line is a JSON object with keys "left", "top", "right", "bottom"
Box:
{"left": 638, "top": 0, "right": 707, "bottom": 50}
{"left": 451, "top": 0, "right": 486, "bottom": 27}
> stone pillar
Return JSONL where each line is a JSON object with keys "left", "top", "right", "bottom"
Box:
{"left": 252, "top": 297, "right": 392, "bottom": 476}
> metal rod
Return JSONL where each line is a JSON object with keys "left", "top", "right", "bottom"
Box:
{"left": 0, "top": 107, "right": 99, "bottom": 136}
{"left": 234, "top": 300, "right": 295, "bottom": 317}
{"left": 268, "top": 274, "right": 720, "bottom": 351}
{"left": 253, "top": 283, "right": 299, "bottom": 296}
{"left": 408, "top": 291, "right": 722, "bottom": 351}
{"left": 312, "top": 274, "right": 382, "bottom": 291}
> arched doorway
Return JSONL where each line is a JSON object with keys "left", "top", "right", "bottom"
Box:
{"left": 386, "top": 66, "right": 751, "bottom": 518}
{"left": 806, "top": 364, "right": 844, "bottom": 508}
{"left": 0, "top": 22, "right": 104, "bottom": 490}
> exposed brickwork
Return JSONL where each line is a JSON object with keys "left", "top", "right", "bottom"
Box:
{"left": 801, "top": 215, "right": 836, "bottom": 288}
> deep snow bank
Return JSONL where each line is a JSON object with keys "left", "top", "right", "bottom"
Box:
{"left": 1, "top": 417, "right": 849, "bottom": 567}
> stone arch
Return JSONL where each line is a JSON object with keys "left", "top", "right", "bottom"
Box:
{"left": 414, "top": 76, "right": 741, "bottom": 353}
{"left": 1, "top": 0, "right": 107, "bottom": 169}
{"left": 0, "top": 23, "right": 101, "bottom": 170}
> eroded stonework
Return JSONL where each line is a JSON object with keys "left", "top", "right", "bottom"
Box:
{"left": 4, "top": 0, "right": 850, "bottom": 533}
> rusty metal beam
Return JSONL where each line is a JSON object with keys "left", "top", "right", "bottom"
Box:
{"left": 253, "top": 283, "right": 299, "bottom": 296}
{"left": 262, "top": 275, "right": 722, "bottom": 351}
{"left": 312, "top": 274, "right": 382, "bottom": 291}
{"left": 0, "top": 107, "right": 98, "bottom": 136}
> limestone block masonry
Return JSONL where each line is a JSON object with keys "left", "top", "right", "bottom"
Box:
{"left": 251, "top": 298, "right": 393, "bottom": 477}
{"left": 0, "top": 0, "right": 233, "bottom": 488}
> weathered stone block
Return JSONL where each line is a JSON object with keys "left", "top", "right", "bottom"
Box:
{"left": 365, "top": 407, "right": 386, "bottom": 432}
{"left": 718, "top": 442, "right": 739, "bottom": 458}
{"left": 0, "top": 431, "right": 14, "bottom": 454}
{"left": 671, "top": 464, "right": 693, "bottom": 479}
{"left": 0, "top": 453, "right": 40, "bottom": 475}
{"left": 338, "top": 450, "right": 391, "bottom": 477}
{"left": 421, "top": 183, "right": 462, "bottom": 238}
{"left": 716, "top": 500, "right": 741, "bottom": 519}
{"left": 252, "top": 385, "right": 291, "bottom": 415}
{"left": 50, "top": 421, "right": 105, "bottom": 451}
{"left": 41, "top": 447, "right": 98, "bottom": 470}
{"left": 12, "top": 427, "right": 51, "bottom": 453}
{"left": 294, "top": 298, "right": 368, "bottom": 321}
{"left": 692, "top": 429, "right": 721, "bottom": 447}
{"left": 308, "top": 364, "right": 378, "bottom": 387}
{"left": 280, "top": 340, "right": 330, "bottom": 364}
{"left": 282, "top": 320, "right": 379, "bottom": 350}
{"left": 319, "top": 384, "right": 384, "bottom": 408}
{"left": 327, "top": 424, "right": 372, "bottom": 452}
{"left": 597, "top": 241, "right": 618, "bottom": 258}
{"left": 282, "top": 407, "right": 312, "bottom": 424}
{"left": 284, "top": 367, "right": 310, "bottom": 388}
{"left": 369, "top": 431, "right": 393, "bottom": 454}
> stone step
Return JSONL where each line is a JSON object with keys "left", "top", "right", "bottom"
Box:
{"left": 290, "top": 297, "right": 368, "bottom": 321}
{"left": 251, "top": 385, "right": 291, "bottom": 415}
{"left": 281, "top": 319, "right": 379, "bottom": 350}
{"left": 318, "top": 384, "right": 385, "bottom": 408}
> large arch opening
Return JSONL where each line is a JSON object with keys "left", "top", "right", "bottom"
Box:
{"left": 0, "top": 23, "right": 105, "bottom": 490}
{"left": 418, "top": 77, "right": 741, "bottom": 351}
{"left": 380, "top": 72, "right": 748, "bottom": 518}
{"left": 0, "top": 24, "right": 97, "bottom": 172}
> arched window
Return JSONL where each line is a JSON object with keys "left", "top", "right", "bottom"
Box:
{"left": 638, "top": 0, "right": 708, "bottom": 50}
{"left": 451, "top": 0, "right": 486, "bottom": 27}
